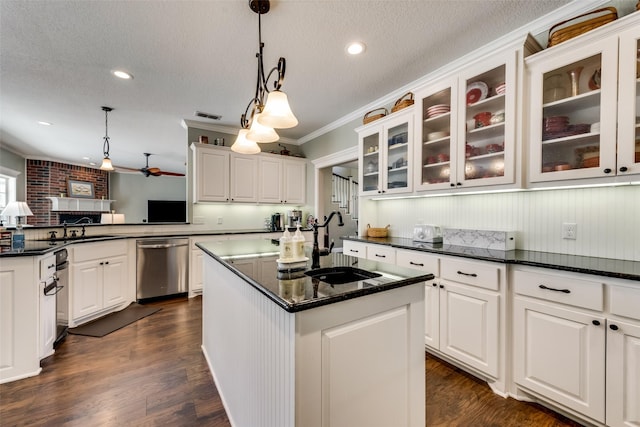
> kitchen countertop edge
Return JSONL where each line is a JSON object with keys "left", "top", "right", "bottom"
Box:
{"left": 197, "top": 242, "right": 433, "bottom": 313}
{"left": 342, "top": 236, "right": 640, "bottom": 282}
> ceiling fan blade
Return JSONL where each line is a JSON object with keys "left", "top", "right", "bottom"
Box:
{"left": 157, "top": 170, "right": 186, "bottom": 177}
{"left": 113, "top": 165, "right": 143, "bottom": 173}
{"left": 146, "top": 167, "right": 161, "bottom": 175}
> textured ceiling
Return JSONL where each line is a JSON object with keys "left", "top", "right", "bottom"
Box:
{"left": 1, "top": 0, "right": 580, "bottom": 174}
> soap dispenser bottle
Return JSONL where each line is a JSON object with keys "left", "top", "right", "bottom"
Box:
{"left": 279, "top": 228, "right": 293, "bottom": 261}
{"left": 292, "top": 225, "right": 305, "bottom": 260}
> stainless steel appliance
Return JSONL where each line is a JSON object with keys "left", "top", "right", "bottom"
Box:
{"left": 136, "top": 238, "right": 188, "bottom": 301}
{"left": 288, "top": 210, "right": 302, "bottom": 227}
{"left": 53, "top": 248, "right": 69, "bottom": 348}
{"left": 271, "top": 213, "right": 283, "bottom": 231}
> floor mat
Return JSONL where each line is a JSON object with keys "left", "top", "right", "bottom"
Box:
{"left": 68, "top": 303, "right": 161, "bottom": 337}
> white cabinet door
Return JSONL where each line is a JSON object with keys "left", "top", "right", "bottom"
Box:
{"left": 259, "top": 156, "right": 283, "bottom": 203}
{"left": 194, "top": 147, "right": 230, "bottom": 202}
{"left": 514, "top": 296, "right": 605, "bottom": 423}
{"left": 40, "top": 281, "right": 56, "bottom": 359}
{"left": 606, "top": 318, "right": 640, "bottom": 427}
{"left": 439, "top": 280, "right": 499, "bottom": 378}
{"left": 230, "top": 154, "right": 258, "bottom": 202}
{"left": 0, "top": 257, "right": 39, "bottom": 384}
{"left": 424, "top": 281, "right": 440, "bottom": 349}
{"left": 190, "top": 249, "right": 204, "bottom": 294}
{"left": 282, "top": 159, "right": 306, "bottom": 204}
{"left": 321, "top": 306, "right": 413, "bottom": 427}
{"left": 102, "top": 255, "right": 127, "bottom": 309}
{"left": 72, "top": 261, "right": 102, "bottom": 319}
{"left": 616, "top": 23, "right": 640, "bottom": 177}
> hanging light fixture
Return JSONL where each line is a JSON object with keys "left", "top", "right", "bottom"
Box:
{"left": 99, "top": 106, "right": 114, "bottom": 171}
{"left": 232, "top": 0, "right": 298, "bottom": 154}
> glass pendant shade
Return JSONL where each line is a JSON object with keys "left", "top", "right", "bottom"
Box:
{"left": 246, "top": 112, "right": 279, "bottom": 143}
{"left": 100, "top": 157, "right": 114, "bottom": 171}
{"left": 258, "top": 90, "right": 298, "bottom": 129}
{"left": 231, "top": 129, "right": 261, "bottom": 154}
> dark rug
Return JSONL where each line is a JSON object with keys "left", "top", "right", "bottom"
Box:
{"left": 68, "top": 303, "right": 161, "bottom": 337}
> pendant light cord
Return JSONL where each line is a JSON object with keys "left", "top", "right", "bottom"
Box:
{"left": 103, "top": 108, "right": 110, "bottom": 157}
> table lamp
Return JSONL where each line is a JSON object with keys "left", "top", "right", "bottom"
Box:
{"left": 1, "top": 201, "right": 33, "bottom": 228}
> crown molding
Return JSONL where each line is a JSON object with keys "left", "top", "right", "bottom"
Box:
{"left": 181, "top": 119, "right": 298, "bottom": 144}
{"left": 297, "top": 0, "right": 609, "bottom": 145}
{"left": 311, "top": 146, "right": 358, "bottom": 169}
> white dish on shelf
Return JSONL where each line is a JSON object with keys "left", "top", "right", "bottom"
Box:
{"left": 427, "top": 131, "right": 449, "bottom": 141}
{"left": 466, "top": 81, "right": 489, "bottom": 105}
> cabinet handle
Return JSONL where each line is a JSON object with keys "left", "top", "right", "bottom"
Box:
{"left": 609, "top": 324, "right": 619, "bottom": 331}
{"left": 349, "top": 249, "right": 359, "bottom": 253}
{"left": 457, "top": 270, "right": 477, "bottom": 278}
{"left": 375, "top": 254, "right": 386, "bottom": 258}
{"left": 619, "top": 166, "right": 628, "bottom": 172}
{"left": 603, "top": 168, "right": 612, "bottom": 174}
{"left": 538, "top": 284, "right": 570, "bottom": 294}
{"left": 592, "top": 320, "right": 600, "bottom": 326}
{"left": 410, "top": 261, "right": 424, "bottom": 267}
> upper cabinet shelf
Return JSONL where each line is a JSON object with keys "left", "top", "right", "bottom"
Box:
{"left": 46, "top": 197, "right": 113, "bottom": 212}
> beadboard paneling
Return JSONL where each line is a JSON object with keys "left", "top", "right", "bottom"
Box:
{"left": 362, "top": 186, "right": 640, "bottom": 261}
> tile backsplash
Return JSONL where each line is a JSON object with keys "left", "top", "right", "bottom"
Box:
{"left": 362, "top": 185, "right": 640, "bottom": 261}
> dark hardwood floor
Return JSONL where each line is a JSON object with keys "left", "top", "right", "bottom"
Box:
{"left": 0, "top": 297, "right": 584, "bottom": 426}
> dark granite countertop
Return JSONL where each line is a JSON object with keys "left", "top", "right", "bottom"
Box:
{"left": 342, "top": 236, "right": 640, "bottom": 282}
{"left": 0, "top": 228, "right": 313, "bottom": 258}
{"left": 197, "top": 239, "right": 433, "bottom": 313}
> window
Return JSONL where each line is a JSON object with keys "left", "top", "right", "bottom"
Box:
{"left": 0, "top": 173, "right": 17, "bottom": 225}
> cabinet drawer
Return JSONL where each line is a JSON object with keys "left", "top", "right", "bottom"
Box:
{"left": 366, "top": 245, "right": 396, "bottom": 264}
{"left": 343, "top": 240, "right": 367, "bottom": 258}
{"left": 441, "top": 258, "right": 500, "bottom": 291}
{"left": 72, "top": 240, "right": 128, "bottom": 263}
{"left": 513, "top": 269, "right": 603, "bottom": 311}
{"left": 609, "top": 284, "right": 640, "bottom": 321}
{"left": 396, "top": 249, "right": 439, "bottom": 276}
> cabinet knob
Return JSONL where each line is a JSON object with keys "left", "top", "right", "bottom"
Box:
{"left": 450, "top": 183, "right": 455, "bottom": 187}
{"left": 609, "top": 324, "right": 619, "bottom": 331}
{"left": 439, "top": 284, "right": 444, "bottom": 289}
{"left": 603, "top": 168, "right": 612, "bottom": 174}
{"left": 432, "top": 283, "right": 437, "bottom": 287}
{"left": 456, "top": 182, "right": 462, "bottom": 186}
{"left": 592, "top": 320, "right": 600, "bottom": 326}
{"left": 105, "top": 261, "right": 109, "bottom": 265}
{"left": 99, "top": 262, "right": 104, "bottom": 265}
{"left": 619, "top": 166, "right": 628, "bottom": 173}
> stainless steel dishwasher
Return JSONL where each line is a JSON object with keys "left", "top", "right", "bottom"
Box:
{"left": 136, "top": 238, "right": 189, "bottom": 301}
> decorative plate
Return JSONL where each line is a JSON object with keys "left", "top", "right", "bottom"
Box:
{"left": 466, "top": 81, "right": 489, "bottom": 105}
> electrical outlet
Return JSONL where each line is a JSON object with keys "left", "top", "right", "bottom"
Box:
{"left": 217, "top": 217, "right": 223, "bottom": 225}
{"left": 562, "top": 223, "right": 577, "bottom": 240}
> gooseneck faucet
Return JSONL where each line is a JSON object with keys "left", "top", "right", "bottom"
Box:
{"left": 311, "top": 211, "right": 344, "bottom": 269}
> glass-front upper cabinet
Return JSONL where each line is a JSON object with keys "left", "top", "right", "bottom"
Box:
{"left": 415, "top": 50, "right": 517, "bottom": 192}
{"left": 526, "top": 15, "right": 640, "bottom": 184}
{"left": 617, "top": 23, "right": 640, "bottom": 176}
{"left": 358, "top": 109, "right": 413, "bottom": 196}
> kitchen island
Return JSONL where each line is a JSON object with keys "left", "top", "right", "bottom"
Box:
{"left": 197, "top": 239, "right": 433, "bottom": 427}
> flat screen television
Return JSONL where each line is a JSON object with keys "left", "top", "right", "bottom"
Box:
{"left": 147, "top": 200, "right": 187, "bottom": 223}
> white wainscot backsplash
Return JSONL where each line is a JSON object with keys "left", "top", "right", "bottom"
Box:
{"left": 362, "top": 185, "right": 640, "bottom": 261}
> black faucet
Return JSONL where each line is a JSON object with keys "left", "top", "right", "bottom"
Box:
{"left": 62, "top": 221, "right": 68, "bottom": 239}
{"left": 311, "top": 211, "right": 344, "bottom": 269}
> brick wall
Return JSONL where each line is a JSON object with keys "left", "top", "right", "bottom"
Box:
{"left": 27, "top": 160, "right": 109, "bottom": 226}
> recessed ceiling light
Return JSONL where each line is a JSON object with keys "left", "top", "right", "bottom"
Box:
{"left": 82, "top": 156, "right": 90, "bottom": 160}
{"left": 88, "top": 162, "right": 97, "bottom": 166}
{"left": 346, "top": 41, "right": 366, "bottom": 55}
{"left": 38, "top": 121, "right": 52, "bottom": 126}
{"left": 112, "top": 70, "right": 133, "bottom": 80}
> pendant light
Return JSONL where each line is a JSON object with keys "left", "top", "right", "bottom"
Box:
{"left": 99, "top": 106, "right": 114, "bottom": 171}
{"left": 231, "top": 129, "right": 261, "bottom": 154}
{"left": 233, "top": 0, "right": 298, "bottom": 153}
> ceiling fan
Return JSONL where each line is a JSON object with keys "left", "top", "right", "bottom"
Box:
{"left": 115, "top": 153, "right": 185, "bottom": 177}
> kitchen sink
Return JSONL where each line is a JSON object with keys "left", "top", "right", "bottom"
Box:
{"left": 304, "top": 266, "right": 381, "bottom": 285}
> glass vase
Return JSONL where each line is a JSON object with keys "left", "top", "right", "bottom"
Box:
{"left": 567, "top": 66, "right": 583, "bottom": 97}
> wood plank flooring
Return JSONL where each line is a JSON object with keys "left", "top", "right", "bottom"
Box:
{"left": 0, "top": 297, "right": 584, "bottom": 426}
